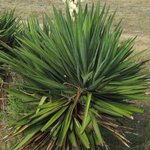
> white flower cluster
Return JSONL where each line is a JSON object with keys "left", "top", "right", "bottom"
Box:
{"left": 62, "top": 0, "right": 84, "bottom": 20}
{"left": 62, "top": 0, "right": 84, "bottom": 3}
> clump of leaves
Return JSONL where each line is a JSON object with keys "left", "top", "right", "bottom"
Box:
{"left": 0, "top": 2, "right": 149, "bottom": 150}
{"left": 0, "top": 9, "right": 20, "bottom": 80}
{"left": 0, "top": 10, "right": 19, "bottom": 47}
{"left": 0, "top": 10, "right": 20, "bottom": 110}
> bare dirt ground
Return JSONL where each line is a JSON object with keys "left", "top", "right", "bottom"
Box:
{"left": 0, "top": 0, "right": 150, "bottom": 149}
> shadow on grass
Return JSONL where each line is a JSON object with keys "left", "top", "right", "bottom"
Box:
{"left": 105, "top": 100, "right": 150, "bottom": 150}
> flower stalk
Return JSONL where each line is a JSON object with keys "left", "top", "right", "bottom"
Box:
{"left": 62, "top": 0, "right": 84, "bottom": 20}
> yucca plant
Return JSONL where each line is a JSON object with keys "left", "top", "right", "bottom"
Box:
{"left": 0, "top": 9, "right": 20, "bottom": 53}
{"left": 0, "top": 10, "right": 20, "bottom": 110}
{"left": 0, "top": 2, "right": 149, "bottom": 150}
{"left": 0, "top": 9, "right": 19, "bottom": 73}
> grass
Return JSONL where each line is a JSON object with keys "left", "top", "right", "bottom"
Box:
{"left": 0, "top": 0, "right": 150, "bottom": 149}
{"left": 109, "top": 101, "right": 150, "bottom": 150}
